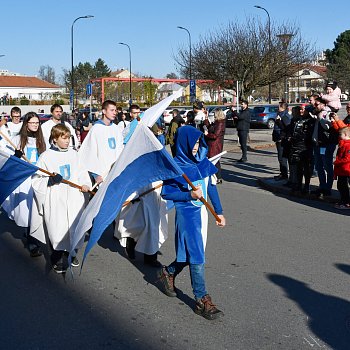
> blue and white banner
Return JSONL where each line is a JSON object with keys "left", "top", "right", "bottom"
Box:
{"left": 0, "top": 150, "right": 38, "bottom": 205}
{"left": 71, "top": 123, "right": 184, "bottom": 262}
{"left": 208, "top": 151, "right": 227, "bottom": 165}
{"left": 123, "top": 89, "right": 183, "bottom": 144}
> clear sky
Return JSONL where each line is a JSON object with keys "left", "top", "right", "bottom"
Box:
{"left": 1, "top": 0, "right": 349, "bottom": 83}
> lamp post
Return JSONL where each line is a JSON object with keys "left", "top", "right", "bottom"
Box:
{"left": 0, "top": 55, "right": 4, "bottom": 58}
{"left": 118, "top": 42, "right": 132, "bottom": 106}
{"left": 254, "top": 5, "right": 271, "bottom": 104}
{"left": 71, "top": 15, "right": 94, "bottom": 112}
{"left": 276, "top": 33, "right": 293, "bottom": 103}
{"left": 177, "top": 26, "right": 194, "bottom": 102}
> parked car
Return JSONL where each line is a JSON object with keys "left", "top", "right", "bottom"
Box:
{"left": 163, "top": 109, "right": 175, "bottom": 125}
{"left": 225, "top": 108, "right": 236, "bottom": 128}
{"left": 208, "top": 106, "right": 230, "bottom": 123}
{"left": 250, "top": 105, "right": 279, "bottom": 129}
{"left": 37, "top": 113, "right": 51, "bottom": 124}
{"left": 163, "top": 108, "right": 190, "bottom": 125}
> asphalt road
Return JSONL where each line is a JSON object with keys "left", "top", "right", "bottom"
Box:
{"left": 1, "top": 146, "right": 350, "bottom": 350}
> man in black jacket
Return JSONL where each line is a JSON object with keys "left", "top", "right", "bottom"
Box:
{"left": 288, "top": 104, "right": 315, "bottom": 193}
{"left": 273, "top": 102, "right": 291, "bottom": 180}
{"left": 311, "top": 97, "right": 337, "bottom": 197}
{"left": 234, "top": 100, "right": 251, "bottom": 162}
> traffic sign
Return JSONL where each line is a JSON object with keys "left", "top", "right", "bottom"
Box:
{"left": 86, "top": 83, "right": 92, "bottom": 96}
{"left": 190, "top": 79, "right": 196, "bottom": 102}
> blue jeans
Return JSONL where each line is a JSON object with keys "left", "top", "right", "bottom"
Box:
{"left": 167, "top": 261, "right": 207, "bottom": 299}
{"left": 313, "top": 144, "right": 336, "bottom": 191}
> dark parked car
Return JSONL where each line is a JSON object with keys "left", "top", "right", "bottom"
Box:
{"left": 37, "top": 113, "right": 51, "bottom": 123}
{"left": 250, "top": 105, "right": 279, "bottom": 129}
{"left": 225, "top": 108, "right": 236, "bottom": 128}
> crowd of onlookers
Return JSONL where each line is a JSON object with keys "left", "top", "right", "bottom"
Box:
{"left": 2, "top": 79, "right": 349, "bottom": 209}
{"left": 272, "top": 81, "right": 350, "bottom": 209}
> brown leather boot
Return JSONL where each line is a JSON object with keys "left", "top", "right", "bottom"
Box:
{"left": 194, "top": 295, "right": 223, "bottom": 320}
{"left": 157, "top": 267, "right": 177, "bottom": 297}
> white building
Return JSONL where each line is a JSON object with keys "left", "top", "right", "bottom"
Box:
{"left": 0, "top": 75, "right": 64, "bottom": 100}
{"left": 156, "top": 82, "right": 183, "bottom": 100}
{"left": 0, "top": 69, "right": 22, "bottom": 76}
{"left": 111, "top": 69, "right": 137, "bottom": 79}
{"left": 288, "top": 66, "right": 327, "bottom": 102}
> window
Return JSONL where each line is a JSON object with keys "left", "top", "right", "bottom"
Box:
{"left": 302, "top": 69, "right": 310, "bottom": 76}
{"left": 305, "top": 80, "right": 311, "bottom": 88}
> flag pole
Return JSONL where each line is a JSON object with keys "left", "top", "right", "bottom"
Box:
{"left": 122, "top": 183, "right": 163, "bottom": 207}
{"left": 0, "top": 130, "right": 94, "bottom": 195}
{"left": 181, "top": 173, "right": 221, "bottom": 223}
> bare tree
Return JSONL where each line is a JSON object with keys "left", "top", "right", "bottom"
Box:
{"left": 38, "top": 65, "right": 56, "bottom": 84}
{"left": 175, "top": 17, "right": 316, "bottom": 98}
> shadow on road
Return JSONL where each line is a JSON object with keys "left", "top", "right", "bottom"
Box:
{"left": 220, "top": 154, "right": 276, "bottom": 189}
{"left": 97, "top": 225, "right": 195, "bottom": 311}
{"left": 267, "top": 273, "right": 350, "bottom": 350}
{"left": 0, "top": 219, "right": 158, "bottom": 350}
{"left": 261, "top": 187, "right": 350, "bottom": 216}
{"left": 335, "top": 263, "right": 350, "bottom": 277}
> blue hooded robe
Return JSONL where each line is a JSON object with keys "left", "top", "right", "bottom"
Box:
{"left": 162, "top": 126, "right": 223, "bottom": 264}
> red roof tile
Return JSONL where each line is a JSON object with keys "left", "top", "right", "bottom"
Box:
{"left": 0, "top": 76, "right": 60, "bottom": 88}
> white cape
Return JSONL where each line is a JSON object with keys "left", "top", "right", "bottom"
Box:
{"left": 78, "top": 122, "right": 124, "bottom": 177}
{"left": 41, "top": 119, "right": 78, "bottom": 150}
{"left": 114, "top": 181, "right": 168, "bottom": 255}
{"left": 30, "top": 149, "right": 90, "bottom": 251}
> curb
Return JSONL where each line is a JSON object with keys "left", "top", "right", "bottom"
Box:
{"left": 258, "top": 178, "right": 338, "bottom": 204}
{"left": 224, "top": 142, "right": 275, "bottom": 153}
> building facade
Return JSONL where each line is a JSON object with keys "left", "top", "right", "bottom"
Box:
{"left": 0, "top": 75, "right": 64, "bottom": 101}
{"left": 288, "top": 66, "right": 327, "bottom": 102}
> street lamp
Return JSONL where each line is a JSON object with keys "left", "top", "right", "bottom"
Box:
{"left": 118, "top": 42, "right": 132, "bottom": 106}
{"left": 177, "top": 26, "right": 192, "bottom": 80}
{"left": 177, "top": 26, "right": 193, "bottom": 102}
{"left": 276, "top": 33, "right": 294, "bottom": 103}
{"left": 254, "top": 5, "right": 271, "bottom": 104}
{"left": 0, "top": 55, "right": 4, "bottom": 58}
{"left": 71, "top": 15, "right": 94, "bottom": 111}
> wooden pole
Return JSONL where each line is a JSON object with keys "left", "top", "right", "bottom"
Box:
{"left": 122, "top": 183, "right": 163, "bottom": 207}
{"left": 181, "top": 173, "right": 221, "bottom": 223}
{"left": 0, "top": 130, "right": 94, "bottom": 195}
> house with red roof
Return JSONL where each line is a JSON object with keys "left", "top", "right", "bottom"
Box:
{"left": 0, "top": 75, "right": 64, "bottom": 101}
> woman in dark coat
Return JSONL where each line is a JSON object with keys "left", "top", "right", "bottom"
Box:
{"left": 204, "top": 109, "right": 226, "bottom": 183}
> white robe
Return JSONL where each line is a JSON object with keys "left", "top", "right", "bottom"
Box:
{"left": 1, "top": 136, "right": 38, "bottom": 227}
{"left": 30, "top": 148, "right": 91, "bottom": 251}
{"left": 0, "top": 122, "right": 22, "bottom": 151}
{"left": 78, "top": 121, "right": 124, "bottom": 177}
{"left": 116, "top": 120, "right": 130, "bottom": 133}
{"left": 114, "top": 181, "right": 169, "bottom": 255}
{"left": 41, "top": 119, "right": 79, "bottom": 150}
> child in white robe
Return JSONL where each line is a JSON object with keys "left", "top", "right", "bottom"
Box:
{"left": 30, "top": 124, "right": 91, "bottom": 274}
{"left": 1, "top": 112, "right": 46, "bottom": 257}
{"left": 78, "top": 100, "right": 123, "bottom": 186}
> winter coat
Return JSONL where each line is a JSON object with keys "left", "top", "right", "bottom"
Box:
{"left": 235, "top": 108, "right": 251, "bottom": 131}
{"left": 312, "top": 109, "right": 338, "bottom": 146}
{"left": 334, "top": 139, "right": 350, "bottom": 177}
{"left": 331, "top": 115, "right": 350, "bottom": 131}
{"left": 321, "top": 87, "right": 341, "bottom": 111}
{"left": 205, "top": 119, "right": 226, "bottom": 158}
{"left": 288, "top": 115, "right": 315, "bottom": 155}
{"left": 272, "top": 110, "right": 291, "bottom": 142}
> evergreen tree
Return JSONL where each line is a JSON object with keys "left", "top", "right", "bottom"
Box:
{"left": 325, "top": 30, "right": 350, "bottom": 94}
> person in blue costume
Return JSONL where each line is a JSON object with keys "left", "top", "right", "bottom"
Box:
{"left": 158, "top": 125, "right": 226, "bottom": 320}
